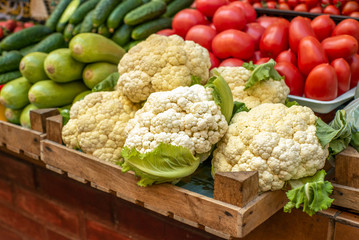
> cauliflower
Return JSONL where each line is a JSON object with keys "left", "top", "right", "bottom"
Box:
{"left": 212, "top": 103, "right": 329, "bottom": 192}
{"left": 211, "top": 60, "right": 290, "bottom": 108}
{"left": 116, "top": 34, "right": 211, "bottom": 103}
{"left": 121, "top": 74, "right": 233, "bottom": 186}
{"left": 62, "top": 91, "right": 140, "bottom": 163}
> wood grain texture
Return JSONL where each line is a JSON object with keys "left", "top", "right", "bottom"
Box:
{"left": 45, "top": 115, "right": 63, "bottom": 144}
{"left": 335, "top": 147, "right": 359, "bottom": 188}
{"left": 30, "top": 109, "right": 59, "bottom": 133}
{"left": 332, "top": 183, "right": 359, "bottom": 211}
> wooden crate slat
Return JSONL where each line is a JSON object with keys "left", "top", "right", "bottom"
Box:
{"left": 335, "top": 147, "right": 359, "bottom": 188}
{"left": 332, "top": 183, "right": 359, "bottom": 212}
{"left": 30, "top": 108, "right": 59, "bottom": 133}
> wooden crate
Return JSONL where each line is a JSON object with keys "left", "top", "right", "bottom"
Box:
{"left": 41, "top": 116, "right": 288, "bottom": 239}
{"left": 0, "top": 108, "right": 59, "bottom": 160}
{"left": 332, "top": 147, "right": 359, "bottom": 212}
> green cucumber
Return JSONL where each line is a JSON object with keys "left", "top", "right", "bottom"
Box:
{"left": 5, "top": 108, "right": 22, "bottom": 124}
{"left": 0, "top": 26, "right": 52, "bottom": 51}
{"left": 92, "top": 0, "right": 122, "bottom": 28}
{"left": 73, "top": 90, "right": 92, "bottom": 103}
{"left": 124, "top": 0, "right": 166, "bottom": 26}
{"left": 162, "top": 0, "right": 194, "bottom": 18}
{"left": 0, "top": 71, "right": 22, "bottom": 85}
{"left": 19, "top": 44, "right": 36, "bottom": 56}
{"left": 64, "top": 23, "right": 75, "bottom": 42}
{"left": 0, "top": 77, "right": 31, "bottom": 110}
{"left": 112, "top": 24, "right": 133, "bottom": 47}
{"left": 123, "top": 40, "right": 142, "bottom": 52}
{"left": 80, "top": 10, "right": 95, "bottom": 33}
{"left": 131, "top": 17, "right": 172, "bottom": 40}
{"left": 19, "top": 52, "right": 48, "bottom": 84}
{"left": 0, "top": 51, "right": 23, "bottom": 74}
{"left": 20, "top": 103, "right": 39, "bottom": 129}
{"left": 69, "top": 0, "right": 100, "bottom": 25}
{"left": 30, "top": 33, "right": 67, "bottom": 53}
{"left": 56, "top": 0, "right": 84, "bottom": 32}
{"left": 97, "top": 24, "right": 111, "bottom": 38}
{"left": 28, "top": 80, "right": 89, "bottom": 108}
{"left": 45, "top": 0, "right": 72, "bottom": 31}
{"left": 106, "top": 0, "right": 143, "bottom": 32}
{"left": 69, "top": 33, "right": 125, "bottom": 64}
{"left": 44, "top": 48, "right": 85, "bottom": 83}
{"left": 72, "top": 23, "right": 82, "bottom": 35}
{"left": 82, "top": 62, "right": 117, "bottom": 89}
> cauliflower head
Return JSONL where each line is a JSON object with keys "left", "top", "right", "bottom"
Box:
{"left": 124, "top": 84, "right": 228, "bottom": 156}
{"left": 62, "top": 91, "right": 140, "bottom": 163}
{"left": 211, "top": 66, "right": 289, "bottom": 109}
{"left": 212, "top": 103, "right": 329, "bottom": 192}
{"left": 116, "top": 34, "right": 211, "bottom": 103}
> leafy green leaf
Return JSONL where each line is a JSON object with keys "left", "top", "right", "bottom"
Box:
{"left": 285, "top": 99, "right": 299, "bottom": 108}
{"left": 244, "top": 59, "right": 283, "bottom": 90}
{"left": 232, "top": 101, "right": 250, "bottom": 118}
{"left": 205, "top": 73, "right": 234, "bottom": 123}
{"left": 344, "top": 98, "right": 359, "bottom": 152}
{"left": 120, "top": 143, "right": 201, "bottom": 187}
{"left": 191, "top": 75, "right": 202, "bottom": 86}
{"left": 92, "top": 72, "right": 120, "bottom": 92}
{"left": 242, "top": 61, "right": 256, "bottom": 71}
{"left": 58, "top": 108, "right": 70, "bottom": 126}
{"left": 284, "top": 170, "right": 334, "bottom": 216}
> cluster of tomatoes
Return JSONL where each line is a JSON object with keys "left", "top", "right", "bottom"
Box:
{"left": 0, "top": 19, "right": 34, "bottom": 40}
{"left": 157, "top": 0, "right": 359, "bottom": 101}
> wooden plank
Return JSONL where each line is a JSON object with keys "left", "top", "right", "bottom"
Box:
{"left": 332, "top": 183, "right": 359, "bottom": 212}
{"left": 30, "top": 108, "right": 59, "bottom": 133}
{"left": 335, "top": 147, "right": 359, "bottom": 188}
{"left": 0, "top": 121, "right": 45, "bottom": 158}
{"left": 214, "top": 171, "right": 259, "bottom": 207}
{"left": 41, "top": 140, "right": 244, "bottom": 237}
{"left": 46, "top": 115, "right": 63, "bottom": 144}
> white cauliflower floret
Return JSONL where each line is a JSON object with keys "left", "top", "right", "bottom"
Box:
{"left": 212, "top": 103, "right": 328, "bottom": 192}
{"left": 62, "top": 91, "right": 140, "bottom": 163}
{"left": 124, "top": 84, "right": 228, "bottom": 156}
{"left": 211, "top": 66, "right": 290, "bottom": 108}
{"left": 117, "top": 34, "right": 211, "bottom": 103}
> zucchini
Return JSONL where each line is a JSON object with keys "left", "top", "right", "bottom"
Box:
{"left": 106, "top": 0, "right": 142, "bottom": 32}
{"left": 92, "top": 0, "right": 122, "bottom": 28}
{"left": 0, "top": 51, "right": 23, "bottom": 74}
{"left": 82, "top": 62, "right": 117, "bottom": 89}
{"left": 80, "top": 10, "right": 95, "bottom": 33}
{"left": 72, "top": 23, "right": 82, "bottom": 36}
{"left": 28, "top": 80, "right": 89, "bottom": 108}
{"left": 0, "top": 26, "right": 53, "bottom": 51}
{"left": 56, "top": 0, "right": 85, "bottom": 33}
{"left": 124, "top": 0, "right": 166, "bottom": 26}
{"left": 69, "top": 0, "right": 100, "bottom": 25}
{"left": 30, "top": 32, "right": 67, "bottom": 53}
{"left": 64, "top": 23, "right": 75, "bottom": 42}
{"left": 162, "top": 0, "right": 194, "bottom": 18}
{"left": 97, "top": 24, "right": 111, "bottom": 38}
{"left": 131, "top": 17, "right": 172, "bottom": 40}
{"left": 45, "top": 0, "right": 72, "bottom": 31}
{"left": 5, "top": 108, "right": 22, "bottom": 124}
{"left": 0, "top": 71, "right": 22, "bottom": 85}
{"left": 0, "top": 77, "right": 31, "bottom": 110}
{"left": 20, "top": 104, "right": 39, "bottom": 129}
{"left": 19, "top": 44, "right": 36, "bottom": 56}
{"left": 112, "top": 24, "right": 133, "bottom": 47}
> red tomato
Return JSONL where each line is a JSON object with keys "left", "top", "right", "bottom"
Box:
{"left": 278, "top": 3, "right": 291, "bottom": 10}
{"left": 219, "top": 58, "right": 245, "bottom": 67}
{"left": 250, "top": 50, "right": 268, "bottom": 63}
{"left": 294, "top": 3, "right": 309, "bottom": 11}
{"left": 266, "top": 1, "right": 277, "bottom": 9}
{"left": 259, "top": 22, "right": 289, "bottom": 58}
{"left": 212, "top": 29, "right": 255, "bottom": 59}
{"left": 275, "top": 62, "right": 305, "bottom": 96}
{"left": 213, "top": 5, "right": 246, "bottom": 32}
{"left": 333, "top": 0, "right": 348, "bottom": 8}
{"left": 0, "top": 28, "right": 3, "bottom": 39}
{"left": 332, "top": 19, "right": 359, "bottom": 43}
{"left": 309, "top": 6, "right": 323, "bottom": 13}
{"left": 156, "top": 29, "right": 175, "bottom": 36}
{"left": 229, "top": 1, "right": 257, "bottom": 23}
{"left": 301, "top": 0, "right": 320, "bottom": 9}
{"left": 23, "top": 22, "right": 34, "bottom": 28}
{"left": 4, "top": 19, "right": 16, "bottom": 32}
{"left": 347, "top": 53, "right": 359, "bottom": 88}
{"left": 304, "top": 63, "right": 338, "bottom": 101}
{"left": 172, "top": 9, "right": 208, "bottom": 38}
{"left": 185, "top": 25, "right": 217, "bottom": 51}
{"left": 256, "top": 57, "right": 271, "bottom": 64}
{"left": 276, "top": 49, "right": 297, "bottom": 66}
{"left": 13, "top": 26, "right": 23, "bottom": 32}
{"left": 331, "top": 58, "right": 351, "bottom": 95}
{"left": 195, "top": 0, "right": 228, "bottom": 17}
{"left": 253, "top": 2, "right": 262, "bottom": 8}
{"left": 209, "top": 52, "right": 220, "bottom": 69}
{"left": 342, "top": 1, "right": 359, "bottom": 15}
{"left": 298, "top": 36, "right": 328, "bottom": 76}
{"left": 287, "top": 0, "right": 300, "bottom": 8}
{"left": 321, "top": 0, "right": 332, "bottom": 3}
{"left": 323, "top": 5, "right": 341, "bottom": 15}
{"left": 256, "top": 16, "right": 289, "bottom": 29}
{"left": 311, "top": 15, "right": 336, "bottom": 42}
{"left": 322, "top": 35, "right": 358, "bottom": 61}
{"left": 244, "top": 22, "right": 265, "bottom": 50}
{"left": 289, "top": 16, "right": 316, "bottom": 54}
{"left": 350, "top": 11, "right": 359, "bottom": 17}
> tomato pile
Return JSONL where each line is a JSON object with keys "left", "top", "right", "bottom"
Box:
{"left": 249, "top": 0, "right": 359, "bottom": 17}
{"left": 0, "top": 19, "right": 34, "bottom": 40}
{"left": 157, "top": 0, "right": 359, "bottom": 101}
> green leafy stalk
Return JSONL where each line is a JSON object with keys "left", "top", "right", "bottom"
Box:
{"left": 120, "top": 143, "right": 200, "bottom": 187}
{"left": 243, "top": 59, "right": 283, "bottom": 90}
{"left": 232, "top": 101, "right": 250, "bottom": 119}
{"left": 285, "top": 99, "right": 299, "bottom": 108}
{"left": 205, "top": 71, "right": 234, "bottom": 123}
{"left": 92, "top": 72, "right": 120, "bottom": 92}
{"left": 57, "top": 105, "right": 71, "bottom": 126}
{"left": 344, "top": 98, "right": 359, "bottom": 152}
{"left": 316, "top": 110, "right": 352, "bottom": 156}
{"left": 190, "top": 75, "right": 202, "bottom": 86}
{"left": 284, "top": 170, "right": 334, "bottom": 216}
